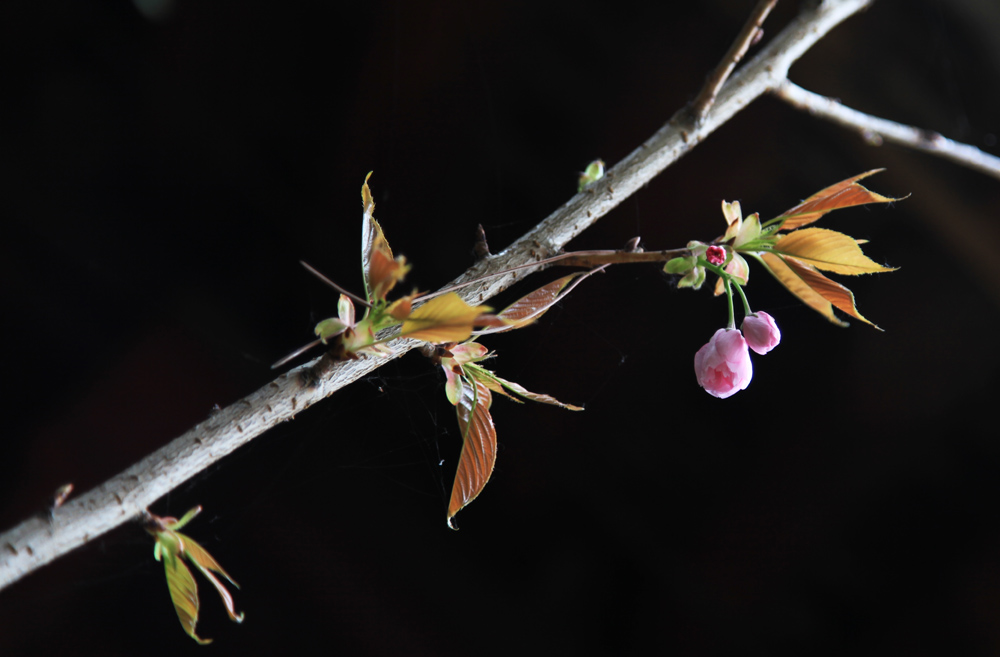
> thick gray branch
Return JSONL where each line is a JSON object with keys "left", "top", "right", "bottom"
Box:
{"left": 0, "top": 0, "right": 873, "bottom": 592}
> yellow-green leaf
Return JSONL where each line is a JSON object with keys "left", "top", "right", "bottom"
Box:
{"left": 469, "top": 365, "right": 583, "bottom": 411}
{"left": 773, "top": 170, "right": 898, "bottom": 230}
{"left": 163, "top": 550, "right": 211, "bottom": 645}
{"left": 447, "top": 379, "right": 496, "bottom": 529}
{"left": 577, "top": 159, "right": 605, "bottom": 192}
{"left": 773, "top": 227, "right": 896, "bottom": 275}
{"left": 180, "top": 534, "right": 241, "bottom": 589}
{"left": 401, "top": 293, "right": 493, "bottom": 343}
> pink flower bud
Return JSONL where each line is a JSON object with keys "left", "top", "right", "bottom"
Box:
{"left": 705, "top": 245, "right": 726, "bottom": 266}
{"left": 741, "top": 312, "right": 781, "bottom": 355}
{"left": 694, "top": 328, "right": 752, "bottom": 399}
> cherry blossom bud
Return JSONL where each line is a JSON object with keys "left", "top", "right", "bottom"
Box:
{"left": 741, "top": 312, "right": 781, "bottom": 355}
{"left": 694, "top": 328, "right": 752, "bottom": 399}
{"left": 705, "top": 245, "right": 726, "bottom": 266}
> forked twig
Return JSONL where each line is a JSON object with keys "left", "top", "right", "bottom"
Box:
{"left": 691, "top": 0, "right": 779, "bottom": 120}
{"left": 774, "top": 80, "right": 1000, "bottom": 181}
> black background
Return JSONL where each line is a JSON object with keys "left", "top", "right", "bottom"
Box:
{"left": 3, "top": 0, "right": 1000, "bottom": 654}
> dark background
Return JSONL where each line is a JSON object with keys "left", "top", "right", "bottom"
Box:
{"left": 2, "top": 0, "right": 1000, "bottom": 654}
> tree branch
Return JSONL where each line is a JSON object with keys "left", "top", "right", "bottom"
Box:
{"left": 691, "top": 0, "right": 779, "bottom": 120}
{"left": 0, "top": 0, "right": 875, "bottom": 592}
{"left": 774, "top": 79, "right": 1000, "bottom": 181}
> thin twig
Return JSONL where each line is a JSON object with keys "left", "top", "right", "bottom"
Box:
{"left": 774, "top": 80, "right": 1000, "bottom": 181}
{"left": 414, "top": 248, "right": 688, "bottom": 304}
{"left": 0, "top": 0, "right": 875, "bottom": 592}
{"left": 300, "top": 261, "right": 372, "bottom": 308}
{"left": 691, "top": 0, "right": 779, "bottom": 120}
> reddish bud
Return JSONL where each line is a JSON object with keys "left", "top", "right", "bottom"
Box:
{"left": 706, "top": 245, "right": 726, "bottom": 266}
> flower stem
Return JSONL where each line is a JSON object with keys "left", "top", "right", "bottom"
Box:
{"left": 732, "top": 279, "right": 752, "bottom": 317}
{"left": 723, "top": 277, "right": 736, "bottom": 330}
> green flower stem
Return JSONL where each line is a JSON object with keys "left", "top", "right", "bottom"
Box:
{"left": 700, "top": 257, "right": 738, "bottom": 329}
{"left": 723, "top": 277, "right": 736, "bottom": 329}
{"left": 732, "top": 279, "right": 752, "bottom": 317}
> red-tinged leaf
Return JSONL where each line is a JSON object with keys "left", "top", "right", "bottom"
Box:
{"left": 180, "top": 533, "right": 240, "bottom": 590}
{"left": 401, "top": 293, "right": 493, "bottom": 343}
{"left": 773, "top": 170, "right": 897, "bottom": 230}
{"left": 185, "top": 553, "right": 244, "bottom": 625}
{"left": 368, "top": 247, "right": 410, "bottom": 302}
{"left": 759, "top": 253, "right": 846, "bottom": 327}
{"left": 447, "top": 379, "right": 496, "bottom": 529}
{"left": 773, "top": 227, "right": 896, "bottom": 276}
{"left": 467, "top": 365, "right": 583, "bottom": 411}
{"left": 163, "top": 550, "right": 211, "bottom": 644}
{"left": 386, "top": 293, "right": 417, "bottom": 320}
{"left": 480, "top": 269, "right": 601, "bottom": 335}
{"left": 360, "top": 172, "right": 409, "bottom": 302}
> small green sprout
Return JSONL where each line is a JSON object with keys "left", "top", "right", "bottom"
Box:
{"left": 144, "top": 506, "right": 244, "bottom": 644}
{"left": 578, "top": 159, "right": 605, "bottom": 192}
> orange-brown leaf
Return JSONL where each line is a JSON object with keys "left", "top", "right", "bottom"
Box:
{"left": 774, "top": 170, "right": 897, "bottom": 230}
{"left": 368, "top": 248, "right": 410, "bottom": 301}
{"left": 773, "top": 227, "right": 896, "bottom": 275}
{"left": 360, "top": 172, "right": 405, "bottom": 302}
{"left": 401, "top": 293, "right": 493, "bottom": 343}
{"left": 479, "top": 269, "right": 601, "bottom": 335}
{"left": 759, "top": 253, "right": 846, "bottom": 327}
{"left": 447, "top": 380, "right": 496, "bottom": 529}
{"left": 761, "top": 253, "right": 880, "bottom": 328}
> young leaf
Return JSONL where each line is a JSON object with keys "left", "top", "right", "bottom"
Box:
{"left": 758, "top": 253, "right": 845, "bottom": 326}
{"left": 368, "top": 246, "right": 410, "bottom": 302}
{"left": 578, "top": 159, "right": 605, "bottom": 192}
{"left": 447, "top": 379, "right": 496, "bottom": 529}
{"left": 479, "top": 268, "right": 602, "bottom": 335}
{"left": 466, "top": 364, "right": 583, "bottom": 411}
{"left": 772, "top": 227, "right": 896, "bottom": 275}
{"left": 771, "top": 169, "right": 898, "bottom": 230}
{"left": 180, "top": 534, "right": 244, "bottom": 623}
{"left": 359, "top": 172, "right": 410, "bottom": 302}
{"left": 146, "top": 507, "right": 243, "bottom": 644}
{"left": 162, "top": 548, "right": 211, "bottom": 645}
{"left": 758, "top": 252, "right": 879, "bottom": 328}
{"left": 401, "top": 293, "right": 494, "bottom": 343}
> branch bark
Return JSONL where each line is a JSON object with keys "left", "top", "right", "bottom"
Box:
{"left": 0, "top": 0, "right": 874, "bottom": 592}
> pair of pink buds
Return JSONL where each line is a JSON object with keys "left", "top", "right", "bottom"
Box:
{"left": 694, "top": 312, "right": 781, "bottom": 399}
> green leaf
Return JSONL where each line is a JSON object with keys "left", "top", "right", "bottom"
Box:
{"left": 577, "top": 159, "right": 605, "bottom": 192}
{"left": 315, "top": 317, "right": 350, "bottom": 342}
{"left": 677, "top": 265, "right": 706, "bottom": 289}
{"left": 467, "top": 364, "right": 583, "bottom": 411}
{"left": 664, "top": 256, "right": 696, "bottom": 274}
